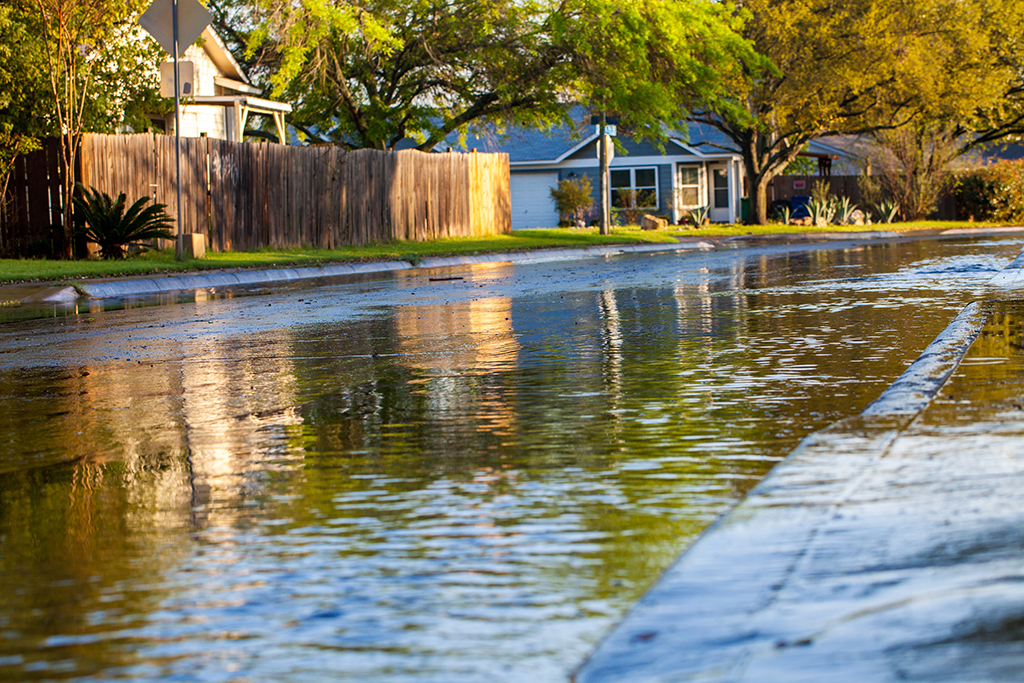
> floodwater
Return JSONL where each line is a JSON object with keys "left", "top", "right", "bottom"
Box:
{"left": 0, "top": 236, "right": 1019, "bottom": 682}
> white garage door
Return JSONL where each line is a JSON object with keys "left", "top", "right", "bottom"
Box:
{"left": 510, "top": 173, "right": 561, "bottom": 230}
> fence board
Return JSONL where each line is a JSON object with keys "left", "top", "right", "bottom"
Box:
{"left": 3, "top": 133, "right": 510, "bottom": 256}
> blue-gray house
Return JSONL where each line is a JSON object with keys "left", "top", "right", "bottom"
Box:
{"left": 447, "top": 121, "right": 745, "bottom": 229}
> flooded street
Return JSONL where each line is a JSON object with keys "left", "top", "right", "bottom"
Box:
{"left": 0, "top": 236, "right": 1020, "bottom": 682}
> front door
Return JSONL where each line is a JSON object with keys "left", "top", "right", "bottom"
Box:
{"left": 709, "top": 164, "right": 730, "bottom": 222}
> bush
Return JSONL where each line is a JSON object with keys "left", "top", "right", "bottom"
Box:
{"left": 72, "top": 185, "right": 175, "bottom": 259}
{"left": 550, "top": 175, "right": 594, "bottom": 228}
{"left": 954, "top": 160, "right": 1024, "bottom": 223}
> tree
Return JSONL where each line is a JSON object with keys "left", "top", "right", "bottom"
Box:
{"left": 2, "top": 0, "right": 162, "bottom": 256}
{"left": 209, "top": 0, "right": 761, "bottom": 151}
{"left": 690, "top": 0, "right": 1024, "bottom": 224}
{"left": 872, "top": 122, "right": 961, "bottom": 221}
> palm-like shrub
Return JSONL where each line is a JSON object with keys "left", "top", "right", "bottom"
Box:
{"left": 72, "top": 185, "right": 175, "bottom": 259}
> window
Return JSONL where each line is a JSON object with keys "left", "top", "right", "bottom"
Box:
{"left": 610, "top": 168, "right": 658, "bottom": 209}
{"left": 677, "top": 166, "right": 700, "bottom": 207}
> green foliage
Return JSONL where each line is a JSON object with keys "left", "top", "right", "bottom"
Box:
{"left": 858, "top": 172, "right": 884, "bottom": 210}
{"left": 782, "top": 153, "right": 816, "bottom": 176}
{"left": 2, "top": 1, "right": 162, "bottom": 137}
{"left": 3, "top": 0, "right": 163, "bottom": 257}
{"left": 773, "top": 204, "right": 791, "bottom": 225}
{"left": 72, "top": 185, "right": 175, "bottom": 260}
{"left": 0, "top": 123, "right": 39, "bottom": 219}
{"left": 613, "top": 188, "right": 644, "bottom": 226}
{"left": 220, "top": 0, "right": 760, "bottom": 150}
{"left": 954, "top": 161, "right": 1024, "bottom": 224}
{"left": 692, "top": 0, "right": 1024, "bottom": 224}
{"left": 550, "top": 175, "right": 594, "bottom": 228}
{"left": 810, "top": 179, "right": 832, "bottom": 204}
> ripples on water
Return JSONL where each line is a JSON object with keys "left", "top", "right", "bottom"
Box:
{"left": 0, "top": 237, "right": 1019, "bottom": 681}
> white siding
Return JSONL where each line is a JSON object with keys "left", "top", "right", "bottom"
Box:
{"left": 511, "top": 173, "right": 561, "bottom": 230}
{"left": 171, "top": 42, "right": 228, "bottom": 139}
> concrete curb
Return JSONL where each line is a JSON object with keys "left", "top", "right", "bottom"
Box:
{"left": 861, "top": 301, "right": 990, "bottom": 416}
{"left": 575, "top": 258, "right": 1024, "bottom": 682}
{"left": 75, "top": 241, "right": 715, "bottom": 300}
{"left": 573, "top": 301, "right": 984, "bottom": 682}
{"left": 726, "top": 229, "right": 902, "bottom": 242}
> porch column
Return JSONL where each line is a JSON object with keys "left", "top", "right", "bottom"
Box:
{"left": 726, "top": 161, "right": 737, "bottom": 224}
{"left": 273, "top": 112, "right": 287, "bottom": 144}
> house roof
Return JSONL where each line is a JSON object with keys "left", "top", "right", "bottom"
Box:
{"left": 446, "top": 116, "right": 742, "bottom": 164}
{"left": 199, "top": 27, "right": 250, "bottom": 85}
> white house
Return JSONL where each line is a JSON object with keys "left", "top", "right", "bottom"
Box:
{"left": 153, "top": 27, "right": 292, "bottom": 144}
{"left": 451, "top": 121, "right": 746, "bottom": 229}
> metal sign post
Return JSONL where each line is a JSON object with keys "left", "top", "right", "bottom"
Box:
{"left": 139, "top": 0, "right": 211, "bottom": 259}
{"left": 172, "top": 0, "right": 182, "bottom": 257}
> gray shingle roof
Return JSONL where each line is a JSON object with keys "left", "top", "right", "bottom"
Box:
{"left": 444, "top": 116, "right": 741, "bottom": 163}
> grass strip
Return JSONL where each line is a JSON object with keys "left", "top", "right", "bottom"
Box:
{"left": 0, "top": 222, "right": 1007, "bottom": 284}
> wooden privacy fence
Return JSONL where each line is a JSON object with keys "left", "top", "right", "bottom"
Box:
{"left": 768, "top": 173, "right": 958, "bottom": 219}
{"left": 2, "top": 133, "right": 511, "bottom": 256}
{"left": 770, "top": 175, "right": 863, "bottom": 205}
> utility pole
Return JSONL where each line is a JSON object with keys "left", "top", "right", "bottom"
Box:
{"left": 599, "top": 112, "right": 611, "bottom": 236}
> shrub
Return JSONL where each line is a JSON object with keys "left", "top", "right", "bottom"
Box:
{"left": 550, "top": 175, "right": 594, "bottom": 228}
{"left": 72, "top": 185, "right": 175, "bottom": 259}
{"left": 954, "top": 160, "right": 1024, "bottom": 223}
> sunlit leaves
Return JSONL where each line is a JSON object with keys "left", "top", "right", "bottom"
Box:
{"left": 697, "top": 0, "right": 1024, "bottom": 224}
{"left": 219, "top": 0, "right": 760, "bottom": 150}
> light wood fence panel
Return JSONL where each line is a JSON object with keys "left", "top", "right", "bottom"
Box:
{"left": 5, "top": 133, "right": 510, "bottom": 256}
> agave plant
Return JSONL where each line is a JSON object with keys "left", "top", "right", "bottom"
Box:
{"left": 688, "top": 205, "right": 711, "bottom": 226}
{"left": 72, "top": 184, "right": 175, "bottom": 259}
{"left": 836, "top": 196, "right": 858, "bottom": 225}
{"left": 807, "top": 197, "right": 837, "bottom": 226}
{"left": 873, "top": 199, "right": 901, "bottom": 224}
{"left": 776, "top": 205, "right": 792, "bottom": 225}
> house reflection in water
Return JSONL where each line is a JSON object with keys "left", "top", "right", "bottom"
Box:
{"left": 394, "top": 294, "right": 520, "bottom": 442}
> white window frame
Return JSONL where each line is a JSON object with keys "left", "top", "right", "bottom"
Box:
{"left": 675, "top": 165, "right": 702, "bottom": 209}
{"left": 610, "top": 167, "right": 659, "bottom": 210}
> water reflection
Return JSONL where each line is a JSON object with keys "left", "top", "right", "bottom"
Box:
{"left": 0, "top": 237, "right": 1019, "bottom": 681}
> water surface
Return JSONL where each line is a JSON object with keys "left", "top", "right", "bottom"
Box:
{"left": 0, "top": 236, "right": 1018, "bottom": 681}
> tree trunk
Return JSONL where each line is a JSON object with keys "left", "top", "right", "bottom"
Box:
{"left": 747, "top": 173, "right": 771, "bottom": 225}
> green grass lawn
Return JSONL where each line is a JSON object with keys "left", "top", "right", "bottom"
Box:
{"left": 0, "top": 221, "right": 1013, "bottom": 284}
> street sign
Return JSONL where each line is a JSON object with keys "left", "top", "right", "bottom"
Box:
{"left": 139, "top": 0, "right": 211, "bottom": 57}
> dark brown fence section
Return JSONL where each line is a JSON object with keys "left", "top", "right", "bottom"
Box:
{"left": 78, "top": 133, "right": 511, "bottom": 252}
{"left": 768, "top": 173, "right": 958, "bottom": 219}
{"left": 1, "top": 133, "right": 510, "bottom": 257}
{"left": 769, "top": 175, "right": 863, "bottom": 205}
{"left": 0, "top": 138, "right": 66, "bottom": 257}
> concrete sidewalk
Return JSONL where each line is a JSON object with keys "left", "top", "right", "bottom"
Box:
{"left": 0, "top": 241, "right": 717, "bottom": 304}
{"left": 575, "top": 283, "right": 1024, "bottom": 679}
{"left": 4, "top": 226, "right": 1022, "bottom": 305}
